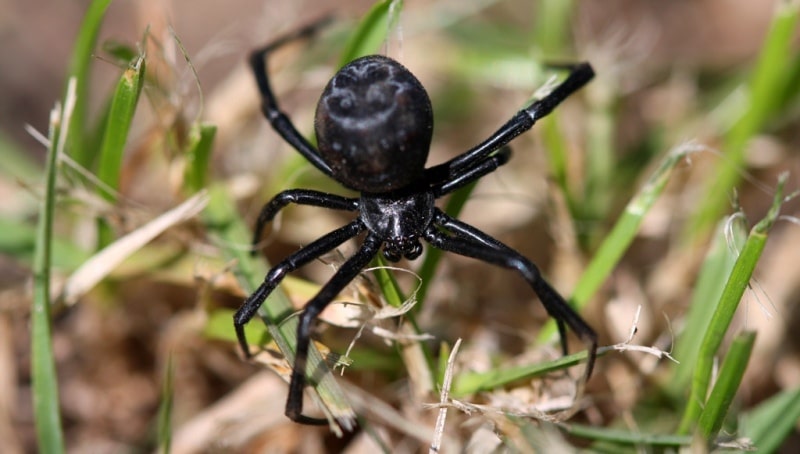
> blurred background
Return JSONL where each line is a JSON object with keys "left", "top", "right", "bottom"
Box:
{"left": 2, "top": 0, "right": 799, "bottom": 452}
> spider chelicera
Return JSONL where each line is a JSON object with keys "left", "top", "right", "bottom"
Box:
{"left": 234, "top": 20, "right": 598, "bottom": 426}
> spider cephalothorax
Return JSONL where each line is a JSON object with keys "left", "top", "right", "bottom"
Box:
{"left": 237, "top": 19, "right": 598, "bottom": 428}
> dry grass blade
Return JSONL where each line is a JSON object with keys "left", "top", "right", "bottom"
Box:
{"left": 169, "top": 372, "right": 295, "bottom": 453}
{"left": 430, "top": 338, "right": 462, "bottom": 454}
{"left": 59, "top": 191, "right": 209, "bottom": 305}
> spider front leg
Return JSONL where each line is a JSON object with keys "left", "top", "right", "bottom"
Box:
{"left": 249, "top": 17, "right": 335, "bottom": 178}
{"left": 429, "top": 146, "right": 512, "bottom": 197}
{"left": 251, "top": 189, "right": 358, "bottom": 255}
{"left": 423, "top": 220, "right": 597, "bottom": 380}
{"left": 428, "top": 63, "right": 594, "bottom": 178}
{"left": 286, "top": 234, "right": 381, "bottom": 424}
{"left": 234, "top": 220, "right": 364, "bottom": 357}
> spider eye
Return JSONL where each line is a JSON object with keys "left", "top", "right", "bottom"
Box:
{"left": 315, "top": 55, "right": 433, "bottom": 193}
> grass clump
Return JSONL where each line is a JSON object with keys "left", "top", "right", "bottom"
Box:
{"left": 5, "top": 0, "right": 800, "bottom": 452}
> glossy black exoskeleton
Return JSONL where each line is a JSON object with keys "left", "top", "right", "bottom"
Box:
{"left": 316, "top": 54, "right": 433, "bottom": 193}
{"left": 235, "top": 19, "right": 598, "bottom": 428}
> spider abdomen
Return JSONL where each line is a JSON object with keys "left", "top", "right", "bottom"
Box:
{"left": 315, "top": 55, "right": 433, "bottom": 193}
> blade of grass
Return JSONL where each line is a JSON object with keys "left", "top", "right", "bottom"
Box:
{"left": 451, "top": 349, "right": 598, "bottom": 396}
{"left": 96, "top": 53, "right": 147, "bottom": 247}
{"left": 31, "top": 78, "right": 77, "bottom": 454}
{"left": 64, "top": 0, "right": 113, "bottom": 167}
{"left": 685, "top": 1, "right": 799, "bottom": 239}
{"left": 59, "top": 192, "right": 208, "bottom": 306}
{"left": 532, "top": 0, "right": 575, "bottom": 59}
{"left": 95, "top": 54, "right": 144, "bottom": 181}
{"left": 538, "top": 142, "right": 700, "bottom": 344}
{"left": 156, "top": 354, "right": 174, "bottom": 454}
{"left": 696, "top": 330, "right": 756, "bottom": 441}
{"left": 540, "top": 110, "right": 571, "bottom": 199}
{"left": 578, "top": 73, "right": 614, "bottom": 244}
{"left": 203, "top": 184, "right": 355, "bottom": 434}
{"left": 371, "top": 258, "right": 407, "bottom": 308}
{"left": 541, "top": 74, "right": 614, "bottom": 251}
{"left": 183, "top": 123, "right": 216, "bottom": 194}
{"left": 742, "top": 386, "right": 800, "bottom": 452}
{"left": 338, "top": 0, "right": 403, "bottom": 67}
{"left": 678, "top": 173, "right": 788, "bottom": 434}
{"left": 371, "top": 257, "right": 436, "bottom": 395}
{"left": 561, "top": 423, "right": 692, "bottom": 448}
{"left": 669, "top": 219, "right": 746, "bottom": 396}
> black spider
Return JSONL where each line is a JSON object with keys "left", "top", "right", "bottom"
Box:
{"left": 234, "top": 20, "right": 597, "bottom": 426}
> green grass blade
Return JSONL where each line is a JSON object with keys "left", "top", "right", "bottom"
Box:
{"left": 31, "top": 79, "right": 77, "bottom": 454}
{"left": 540, "top": 77, "right": 614, "bottom": 251}
{"left": 202, "top": 185, "right": 355, "bottom": 433}
{"left": 540, "top": 114, "right": 570, "bottom": 198}
{"left": 183, "top": 123, "right": 217, "bottom": 194}
{"left": 579, "top": 79, "right": 615, "bottom": 236}
{"left": 338, "top": 0, "right": 403, "bottom": 66}
{"left": 371, "top": 255, "right": 436, "bottom": 387}
{"left": 679, "top": 174, "right": 787, "bottom": 434}
{"left": 532, "top": 0, "right": 575, "bottom": 58}
{"left": 696, "top": 331, "right": 756, "bottom": 441}
{"left": 686, "top": 1, "right": 799, "bottom": 239}
{"left": 742, "top": 386, "right": 800, "bottom": 452}
{"left": 451, "top": 349, "right": 597, "bottom": 396}
{"left": 371, "top": 257, "right": 407, "bottom": 308}
{"left": 96, "top": 53, "right": 146, "bottom": 246}
{"left": 156, "top": 355, "right": 174, "bottom": 454}
{"left": 65, "top": 0, "right": 113, "bottom": 167}
{"left": 97, "top": 53, "right": 146, "bottom": 191}
{"left": 563, "top": 424, "right": 692, "bottom": 448}
{"left": 538, "top": 142, "right": 697, "bottom": 343}
{"left": 669, "top": 219, "right": 746, "bottom": 395}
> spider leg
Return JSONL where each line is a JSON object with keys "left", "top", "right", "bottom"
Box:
{"left": 287, "top": 234, "right": 382, "bottom": 425}
{"left": 423, "top": 217, "right": 597, "bottom": 380}
{"left": 427, "top": 63, "right": 593, "bottom": 179}
{"left": 429, "top": 146, "right": 512, "bottom": 197}
{"left": 234, "top": 220, "right": 365, "bottom": 357}
{"left": 431, "top": 208, "right": 507, "bottom": 250}
{"left": 250, "top": 18, "right": 335, "bottom": 177}
{"left": 252, "top": 189, "right": 359, "bottom": 255}
{"left": 431, "top": 210, "right": 571, "bottom": 355}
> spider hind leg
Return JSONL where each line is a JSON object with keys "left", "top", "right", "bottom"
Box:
{"left": 424, "top": 211, "right": 597, "bottom": 379}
